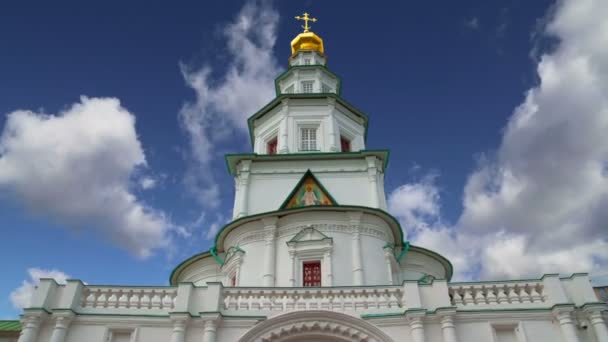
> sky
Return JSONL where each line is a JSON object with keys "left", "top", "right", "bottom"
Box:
{"left": 1, "top": 0, "right": 607, "bottom": 318}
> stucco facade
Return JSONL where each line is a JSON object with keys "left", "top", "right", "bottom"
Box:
{"left": 17, "top": 20, "right": 608, "bottom": 342}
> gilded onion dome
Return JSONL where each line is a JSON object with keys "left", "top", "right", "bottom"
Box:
{"left": 291, "top": 12, "right": 324, "bottom": 56}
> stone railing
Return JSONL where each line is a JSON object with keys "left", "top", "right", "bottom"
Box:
{"left": 222, "top": 286, "right": 405, "bottom": 316}
{"left": 79, "top": 286, "right": 177, "bottom": 313}
{"left": 448, "top": 280, "right": 546, "bottom": 308}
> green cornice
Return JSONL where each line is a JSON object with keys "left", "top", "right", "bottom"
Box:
{"left": 224, "top": 149, "right": 390, "bottom": 176}
{"left": 246, "top": 93, "right": 369, "bottom": 148}
{"left": 273, "top": 65, "right": 343, "bottom": 97}
{"left": 0, "top": 320, "right": 21, "bottom": 332}
{"left": 278, "top": 169, "right": 339, "bottom": 209}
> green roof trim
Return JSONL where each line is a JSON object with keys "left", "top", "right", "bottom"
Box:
{"left": 246, "top": 93, "right": 370, "bottom": 148}
{"left": 278, "top": 169, "right": 339, "bottom": 210}
{"left": 169, "top": 205, "right": 454, "bottom": 285}
{"left": 0, "top": 320, "right": 21, "bottom": 332}
{"left": 224, "top": 149, "right": 390, "bottom": 176}
{"left": 273, "top": 65, "right": 343, "bottom": 97}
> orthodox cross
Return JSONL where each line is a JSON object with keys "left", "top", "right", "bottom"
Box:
{"left": 295, "top": 12, "right": 317, "bottom": 32}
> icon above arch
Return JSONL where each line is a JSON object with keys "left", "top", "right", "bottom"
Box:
{"left": 280, "top": 170, "right": 337, "bottom": 209}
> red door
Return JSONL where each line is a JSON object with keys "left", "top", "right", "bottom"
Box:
{"left": 303, "top": 261, "right": 321, "bottom": 287}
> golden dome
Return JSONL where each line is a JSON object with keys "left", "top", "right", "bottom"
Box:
{"left": 291, "top": 12, "right": 324, "bottom": 56}
{"left": 290, "top": 31, "right": 324, "bottom": 56}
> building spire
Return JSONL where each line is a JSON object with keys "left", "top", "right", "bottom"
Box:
{"left": 295, "top": 12, "right": 317, "bottom": 33}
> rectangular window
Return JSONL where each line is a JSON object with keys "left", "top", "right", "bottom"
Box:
{"left": 303, "top": 261, "right": 321, "bottom": 287}
{"left": 301, "top": 81, "right": 314, "bottom": 94}
{"left": 267, "top": 137, "right": 278, "bottom": 155}
{"left": 300, "top": 127, "right": 317, "bottom": 151}
{"left": 493, "top": 325, "right": 518, "bottom": 342}
{"left": 321, "top": 83, "right": 332, "bottom": 93}
{"left": 340, "top": 136, "right": 351, "bottom": 152}
{"left": 304, "top": 58, "right": 311, "bottom": 65}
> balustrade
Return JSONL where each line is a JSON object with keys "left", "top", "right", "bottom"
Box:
{"left": 449, "top": 281, "right": 546, "bottom": 307}
{"left": 80, "top": 286, "right": 177, "bottom": 312}
{"left": 222, "top": 286, "right": 404, "bottom": 315}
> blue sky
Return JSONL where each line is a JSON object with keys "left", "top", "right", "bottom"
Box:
{"left": 1, "top": 0, "right": 607, "bottom": 318}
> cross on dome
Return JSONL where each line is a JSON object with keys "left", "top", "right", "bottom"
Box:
{"left": 295, "top": 12, "right": 317, "bottom": 33}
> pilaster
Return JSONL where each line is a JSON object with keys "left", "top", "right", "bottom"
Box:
{"left": 262, "top": 216, "right": 279, "bottom": 286}
{"left": 437, "top": 308, "right": 458, "bottom": 342}
{"left": 584, "top": 304, "right": 608, "bottom": 342}
{"left": 235, "top": 160, "right": 251, "bottom": 218}
{"left": 347, "top": 211, "right": 364, "bottom": 285}
{"left": 18, "top": 310, "right": 46, "bottom": 342}
{"left": 169, "top": 313, "right": 190, "bottom": 342}
{"left": 279, "top": 99, "right": 289, "bottom": 154}
{"left": 552, "top": 306, "right": 580, "bottom": 342}
{"left": 366, "top": 156, "right": 380, "bottom": 207}
{"left": 407, "top": 310, "right": 426, "bottom": 342}
{"left": 201, "top": 313, "right": 221, "bottom": 342}
{"left": 49, "top": 311, "right": 74, "bottom": 342}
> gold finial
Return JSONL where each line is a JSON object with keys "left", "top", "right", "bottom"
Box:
{"left": 295, "top": 12, "right": 317, "bottom": 33}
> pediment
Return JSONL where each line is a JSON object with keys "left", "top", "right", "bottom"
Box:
{"left": 280, "top": 170, "right": 337, "bottom": 210}
{"left": 288, "top": 226, "right": 331, "bottom": 244}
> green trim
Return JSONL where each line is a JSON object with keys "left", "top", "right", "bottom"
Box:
{"left": 278, "top": 169, "right": 339, "bottom": 209}
{"left": 170, "top": 205, "right": 454, "bottom": 285}
{"left": 273, "top": 65, "right": 343, "bottom": 97}
{"left": 0, "top": 320, "right": 21, "bottom": 332}
{"left": 210, "top": 246, "right": 224, "bottom": 266}
{"left": 246, "top": 93, "right": 369, "bottom": 148}
{"left": 224, "top": 149, "right": 390, "bottom": 176}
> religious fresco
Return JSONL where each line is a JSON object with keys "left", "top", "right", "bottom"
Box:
{"left": 284, "top": 173, "right": 335, "bottom": 209}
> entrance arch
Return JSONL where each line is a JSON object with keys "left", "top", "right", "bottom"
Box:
{"left": 238, "top": 310, "right": 394, "bottom": 342}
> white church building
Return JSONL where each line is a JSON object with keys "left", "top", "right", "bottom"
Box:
{"left": 17, "top": 13, "right": 608, "bottom": 342}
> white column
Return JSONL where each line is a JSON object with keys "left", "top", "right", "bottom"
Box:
{"left": 366, "top": 156, "right": 380, "bottom": 207}
{"left": 288, "top": 248, "right": 296, "bottom": 287}
{"left": 49, "top": 313, "right": 73, "bottom": 342}
{"left": 440, "top": 314, "right": 458, "bottom": 342}
{"left": 170, "top": 316, "right": 188, "bottom": 342}
{"left": 262, "top": 217, "right": 278, "bottom": 286}
{"left": 326, "top": 98, "right": 338, "bottom": 152}
{"left": 202, "top": 318, "right": 219, "bottom": 342}
{"left": 348, "top": 212, "right": 364, "bottom": 285}
{"left": 324, "top": 251, "right": 333, "bottom": 286}
{"left": 235, "top": 161, "right": 251, "bottom": 218}
{"left": 553, "top": 308, "right": 580, "bottom": 342}
{"left": 383, "top": 247, "right": 394, "bottom": 284}
{"left": 587, "top": 309, "right": 608, "bottom": 342}
{"left": 18, "top": 313, "right": 44, "bottom": 342}
{"left": 408, "top": 313, "right": 426, "bottom": 342}
{"left": 278, "top": 108, "right": 289, "bottom": 154}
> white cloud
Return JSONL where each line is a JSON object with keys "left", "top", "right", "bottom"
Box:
{"left": 178, "top": 0, "right": 280, "bottom": 211}
{"left": 10, "top": 268, "right": 70, "bottom": 309}
{"left": 391, "top": 0, "right": 608, "bottom": 281}
{"left": 388, "top": 174, "right": 441, "bottom": 236}
{"left": 139, "top": 176, "right": 157, "bottom": 190}
{"left": 0, "top": 96, "right": 176, "bottom": 258}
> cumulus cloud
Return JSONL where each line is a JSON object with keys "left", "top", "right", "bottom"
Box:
{"left": 388, "top": 174, "right": 441, "bottom": 235}
{"left": 0, "top": 97, "right": 175, "bottom": 258}
{"left": 10, "top": 268, "right": 70, "bottom": 309}
{"left": 178, "top": 0, "right": 280, "bottom": 210}
{"left": 391, "top": 0, "right": 608, "bottom": 281}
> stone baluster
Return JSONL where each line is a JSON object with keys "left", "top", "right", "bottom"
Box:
{"left": 408, "top": 312, "right": 426, "bottom": 342}
{"left": 49, "top": 312, "right": 74, "bottom": 342}
{"left": 438, "top": 309, "right": 458, "bottom": 342}
{"left": 585, "top": 307, "right": 608, "bottom": 342}
{"left": 17, "top": 312, "right": 45, "bottom": 342}
{"left": 553, "top": 307, "right": 580, "bottom": 342}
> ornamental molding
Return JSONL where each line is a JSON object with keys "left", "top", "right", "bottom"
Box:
{"left": 238, "top": 310, "right": 394, "bottom": 342}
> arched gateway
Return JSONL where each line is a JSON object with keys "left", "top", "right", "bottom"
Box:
{"left": 238, "top": 311, "right": 395, "bottom": 342}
